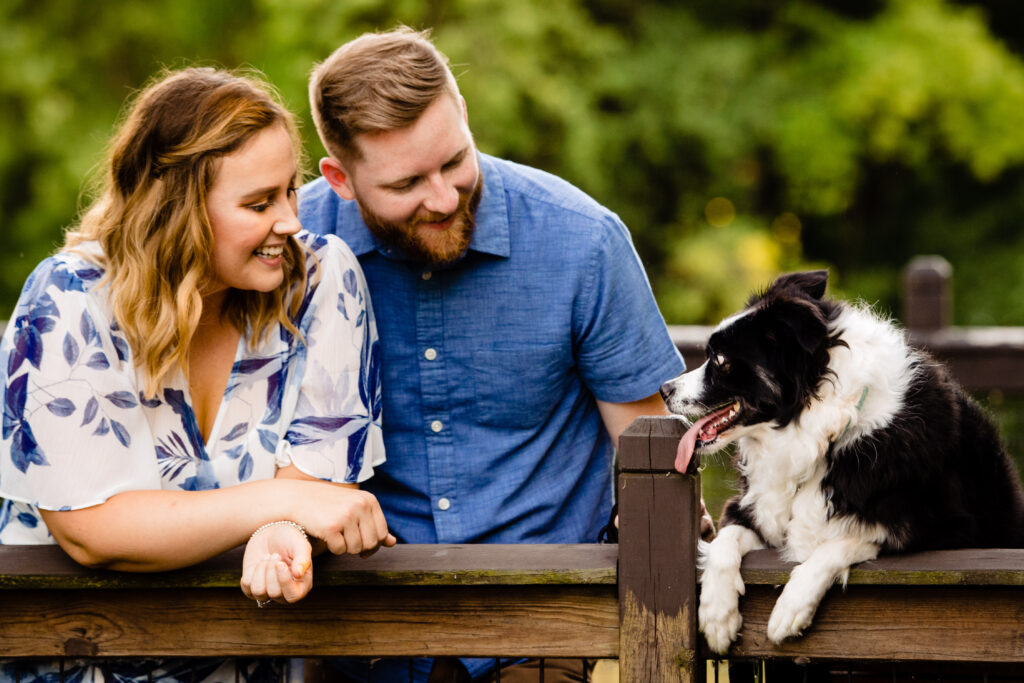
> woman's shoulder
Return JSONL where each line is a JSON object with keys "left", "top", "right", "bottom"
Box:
{"left": 294, "top": 230, "right": 363, "bottom": 282}
{"left": 16, "top": 247, "right": 106, "bottom": 310}
{"left": 295, "top": 230, "right": 358, "bottom": 264}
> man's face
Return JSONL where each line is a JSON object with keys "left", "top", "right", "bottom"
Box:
{"left": 326, "top": 94, "right": 482, "bottom": 265}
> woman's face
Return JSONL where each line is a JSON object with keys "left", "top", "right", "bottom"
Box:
{"left": 205, "top": 123, "right": 301, "bottom": 297}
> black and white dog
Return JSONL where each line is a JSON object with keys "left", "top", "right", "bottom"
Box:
{"left": 660, "top": 270, "right": 1024, "bottom": 653}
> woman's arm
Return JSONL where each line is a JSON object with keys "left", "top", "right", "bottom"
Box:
{"left": 39, "top": 473, "right": 393, "bottom": 572}
{"left": 239, "top": 464, "right": 397, "bottom": 605}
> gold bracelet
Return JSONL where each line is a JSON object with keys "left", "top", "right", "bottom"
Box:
{"left": 250, "top": 520, "right": 308, "bottom": 541}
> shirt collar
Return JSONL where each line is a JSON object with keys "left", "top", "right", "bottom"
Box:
{"left": 335, "top": 152, "right": 510, "bottom": 261}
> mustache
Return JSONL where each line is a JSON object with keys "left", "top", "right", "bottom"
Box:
{"left": 413, "top": 210, "right": 454, "bottom": 226}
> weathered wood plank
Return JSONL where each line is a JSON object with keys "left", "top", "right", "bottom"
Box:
{"left": 619, "top": 416, "right": 700, "bottom": 683}
{"left": 724, "top": 584, "right": 1024, "bottom": 663}
{"left": 0, "top": 584, "right": 619, "bottom": 658}
{"left": 741, "top": 548, "right": 1024, "bottom": 586}
{"left": 0, "top": 543, "right": 617, "bottom": 589}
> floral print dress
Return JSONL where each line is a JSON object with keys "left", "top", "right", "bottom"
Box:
{"left": 0, "top": 231, "right": 384, "bottom": 682}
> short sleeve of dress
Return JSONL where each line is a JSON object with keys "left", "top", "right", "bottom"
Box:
{"left": 280, "top": 233, "right": 385, "bottom": 483}
{"left": 0, "top": 255, "right": 162, "bottom": 511}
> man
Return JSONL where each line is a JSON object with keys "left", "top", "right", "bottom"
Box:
{"left": 300, "top": 26, "right": 687, "bottom": 682}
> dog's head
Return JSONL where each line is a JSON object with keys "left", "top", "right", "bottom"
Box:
{"left": 661, "top": 270, "right": 845, "bottom": 473}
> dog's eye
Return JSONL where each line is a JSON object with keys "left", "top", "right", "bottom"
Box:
{"left": 713, "top": 353, "right": 730, "bottom": 371}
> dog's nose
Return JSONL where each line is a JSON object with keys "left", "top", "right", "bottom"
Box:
{"left": 659, "top": 381, "right": 675, "bottom": 402}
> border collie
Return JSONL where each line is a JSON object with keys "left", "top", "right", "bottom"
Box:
{"left": 659, "top": 270, "right": 1024, "bottom": 653}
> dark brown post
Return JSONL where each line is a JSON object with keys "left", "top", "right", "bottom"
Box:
{"left": 902, "top": 255, "right": 952, "bottom": 332}
{"left": 617, "top": 416, "right": 701, "bottom": 682}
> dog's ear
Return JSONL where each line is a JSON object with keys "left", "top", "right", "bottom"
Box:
{"left": 776, "top": 298, "right": 829, "bottom": 354}
{"left": 771, "top": 270, "right": 829, "bottom": 301}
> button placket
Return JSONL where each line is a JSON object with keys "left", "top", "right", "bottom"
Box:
{"left": 416, "top": 268, "right": 458, "bottom": 539}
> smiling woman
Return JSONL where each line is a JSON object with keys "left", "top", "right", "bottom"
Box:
{"left": 0, "top": 67, "right": 394, "bottom": 683}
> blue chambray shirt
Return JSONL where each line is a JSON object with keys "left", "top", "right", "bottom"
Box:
{"left": 300, "top": 153, "right": 684, "bottom": 546}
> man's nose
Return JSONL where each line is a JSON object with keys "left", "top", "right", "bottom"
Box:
{"left": 422, "top": 175, "right": 459, "bottom": 215}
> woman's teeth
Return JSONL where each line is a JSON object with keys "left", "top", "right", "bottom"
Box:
{"left": 255, "top": 245, "right": 284, "bottom": 258}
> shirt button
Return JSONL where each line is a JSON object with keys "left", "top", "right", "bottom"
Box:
{"left": 430, "top": 420, "right": 444, "bottom": 433}
{"left": 438, "top": 498, "right": 451, "bottom": 511}
{"left": 424, "top": 348, "right": 438, "bottom": 361}
{"left": 421, "top": 271, "right": 433, "bottom": 280}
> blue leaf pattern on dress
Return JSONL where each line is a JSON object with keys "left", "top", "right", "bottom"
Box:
{"left": 343, "top": 268, "right": 357, "bottom": 297}
{"left": 62, "top": 333, "right": 79, "bottom": 364}
{"left": 45, "top": 399, "right": 75, "bottom": 417}
{"left": 258, "top": 428, "right": 278, "bottom": 454}
{"left": 223, "top": 422, "right": 248, "bottom": 441}
{"left": 238, "top": 453, "right": 253, "bottom": 481}
{"left": 86, "top": 351, "right": 110, "bottom": 370}
{"left": 112, "top": 334, "right": 130, "bottom": 362}
{"left": 81, "top": 397, "right": 98, "bottom": 426}
{"left": 110, "top": 420, "right": 131, "bottom": 447}
{"left": 105, "top": 391, "right": 138, "bottom": 409}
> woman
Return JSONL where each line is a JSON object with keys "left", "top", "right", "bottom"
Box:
{"left": 0, "top": 67, "right": 394, "bottom": 682}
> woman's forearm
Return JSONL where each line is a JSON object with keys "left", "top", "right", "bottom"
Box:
{"left": 40, "top": 478, "right": 318, "bottom": 571}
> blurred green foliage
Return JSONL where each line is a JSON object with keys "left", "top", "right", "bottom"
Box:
{"left": 3, "top": 0, "right": 1024, "bottom": 327}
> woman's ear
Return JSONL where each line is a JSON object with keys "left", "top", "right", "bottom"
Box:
{"left": 319, "top": 157, "right": 356, "bottom": 201}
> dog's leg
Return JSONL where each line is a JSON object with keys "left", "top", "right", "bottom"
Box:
{"left": 698, "top": 524, "right": 764, "bottom": 654}
{"left": 766, "top": 537, "right": 880, "bottom": 644}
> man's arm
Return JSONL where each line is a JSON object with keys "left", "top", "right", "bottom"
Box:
{"left": 595, "top": 392, "right": 669, "bottom": 449}
{"left": 596, "top": 392, "right": 716, "bottom": 540}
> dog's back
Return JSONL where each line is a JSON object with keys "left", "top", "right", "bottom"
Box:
{"left": 820, "top": 355, "right": 1024, "bottom": 553}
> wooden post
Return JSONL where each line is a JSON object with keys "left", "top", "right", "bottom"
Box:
{"left": 902, "top": 255, "right": 952, "bottom": 332}
{"left": 617, "top": 416, "right": 701, "bottom": 682}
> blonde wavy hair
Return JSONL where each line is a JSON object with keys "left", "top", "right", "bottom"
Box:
{"left": 65, "top": 67, "right": 309, "bottom": 398}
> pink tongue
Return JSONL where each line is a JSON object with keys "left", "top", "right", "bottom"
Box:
{"left": 675, "top": 413, "right": 717, "bottom": 474}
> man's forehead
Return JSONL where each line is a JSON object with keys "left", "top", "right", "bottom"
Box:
{"left": 348, "top": 96, "right": 470, "bottom": 182}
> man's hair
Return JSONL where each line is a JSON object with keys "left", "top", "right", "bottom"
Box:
{"left": 310, "top": 26, "right": 460, "bottom": 162}
{"left": 65, "top": 66, "right": 309, "bottom": 398}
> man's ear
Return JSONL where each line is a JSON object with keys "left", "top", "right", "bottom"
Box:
{"left": 319, "top": 157, "right": 356, "bottom": 201}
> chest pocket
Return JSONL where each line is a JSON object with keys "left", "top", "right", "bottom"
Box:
{"left": 472, "top": 345, "right": 571, "bottom": 428}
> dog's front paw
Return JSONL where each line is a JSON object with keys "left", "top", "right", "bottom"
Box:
{"left": 765, "top": 581, "right": 819, "bottom": 645}
{"left": 698, "top": 563, "right": 745, "bottom": 654}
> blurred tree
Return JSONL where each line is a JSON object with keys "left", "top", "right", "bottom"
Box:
{"left": 3, "top": 0, "right": 1024, "bottom": 328}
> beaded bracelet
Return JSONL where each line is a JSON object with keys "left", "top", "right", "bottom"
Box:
{"left": 250, "top": 520, "right": 308, "bottom": 542}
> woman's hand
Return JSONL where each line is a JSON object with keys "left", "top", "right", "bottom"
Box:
{"left": 275, "top": 467, "right": 397, "bottom": 557}
{"left": 241, "top": 522, "right": 313, "bottom": 605}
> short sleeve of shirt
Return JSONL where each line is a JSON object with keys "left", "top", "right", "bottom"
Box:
{"left": 281, "top": 233, "right": 385, "bottom": 483}
{"left": 573, "top": 214, "right": 685, "bottom": 403}
{"left": 0, "top": 256, "right": 162, "bottom": 511}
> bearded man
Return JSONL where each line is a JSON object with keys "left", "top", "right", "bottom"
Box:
{"left": 300, "top": 26, "right": 688, "bottom": 683}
